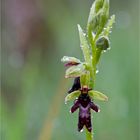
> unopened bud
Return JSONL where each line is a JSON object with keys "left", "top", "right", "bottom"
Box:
{"left": 96, "top": 36, "right": 109, "bottom": 50}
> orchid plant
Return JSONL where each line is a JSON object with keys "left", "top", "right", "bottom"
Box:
{"left": 61, "top": 0, "right": 115, "bottom": 139}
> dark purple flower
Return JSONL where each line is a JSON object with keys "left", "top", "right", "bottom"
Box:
{"left": 70, "top": 93, "right": 100, "bottom": 132}
{"left": 68, "top": 77, "right": 81, "bottom": 93}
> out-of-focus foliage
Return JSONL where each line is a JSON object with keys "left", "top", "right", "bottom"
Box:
{"left": 1, "top": 0, "right": 139, "bottom": 140}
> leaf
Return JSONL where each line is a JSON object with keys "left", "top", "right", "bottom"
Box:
{"left": 78, "top": 24, "right": 91, "bottom": 64}
{"left": 88, "top": 90, "right": 108, "bottom": 101}
{"left": 65, "top": 63, "right": 86, "bottom": 78}
{"left": 61, "top": 56, "right": 81, "bottom": 64}
{"left": 65, "top": 90, "right": 81, "bottom": 103}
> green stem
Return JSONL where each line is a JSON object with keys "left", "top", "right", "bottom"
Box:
{"left": 87, "top": 23, "right": 101, "bottom": 88}
{"left": 86, "top": 12, "right": 101, "bottom": 140}
{"left": 86, "top": 128, "right": 93, "bottom": 140}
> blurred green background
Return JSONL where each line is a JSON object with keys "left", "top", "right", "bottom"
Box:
{"left": 1, "top": 0, "right": 139, "bottom": 140}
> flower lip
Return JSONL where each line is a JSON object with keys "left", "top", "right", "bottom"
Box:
{"left": 70, "top": 93, "right": 100, "bottom": 132}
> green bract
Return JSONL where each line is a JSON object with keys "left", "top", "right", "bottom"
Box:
{"left": 78, "top": 25, "right": 91, "bottom": 64}
{"left": 102, "top": 14, "right": 115, "bottom": 36}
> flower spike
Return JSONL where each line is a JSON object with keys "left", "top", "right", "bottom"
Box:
{"left": 61, "top": 0, "right": 115, "bottom": 138}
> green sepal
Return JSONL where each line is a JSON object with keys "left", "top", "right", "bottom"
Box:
{"left": 88, "top": 90, "right": 108, "bottom": 101}
{"left": 61, "top": 56, "right": 81, "bottom": 64}
{"left": 65, "top": 63, "right": 86, "bottom": 78}
{"left": 65, "top": 90, "right": 81, "bottom": 104}
{"left": 78, "top": 24, "right": 91, "bottom": 64}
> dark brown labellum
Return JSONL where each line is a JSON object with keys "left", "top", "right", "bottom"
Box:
{"left": 71, "top": 94, "right": 100, "bottom": 132}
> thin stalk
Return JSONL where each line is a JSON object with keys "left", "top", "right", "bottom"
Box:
{"left": 86, "top": 13, "right": 101, "bottom": 140}
{"left": 86, "top": 127, "right": 94, "bottom": 140}
{"left": 87, "top": 23, "right": 101, "bottom": 89}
